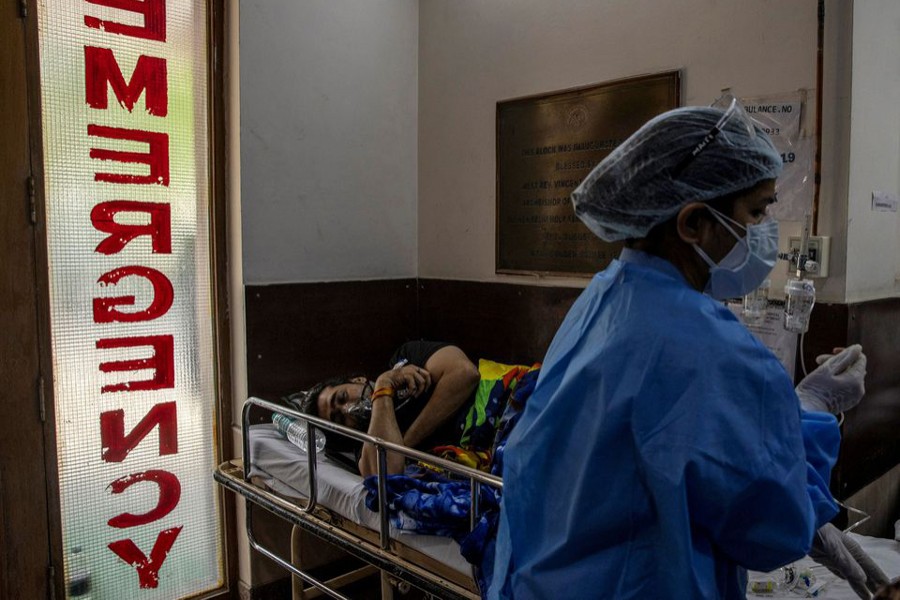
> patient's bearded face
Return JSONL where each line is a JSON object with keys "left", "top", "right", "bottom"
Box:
{"left": 317, "top": 380, "right": 372, "bottom": 430}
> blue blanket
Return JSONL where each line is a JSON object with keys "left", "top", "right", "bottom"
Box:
{"left": 363, "top": 467, "right": 500, "bottom": 541}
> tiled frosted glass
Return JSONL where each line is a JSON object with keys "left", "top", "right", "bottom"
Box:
{"left": 37, "top": 1, "right": 224, "bottom": 597}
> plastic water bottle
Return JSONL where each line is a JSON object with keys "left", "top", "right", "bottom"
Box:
{"left": 67, "top": 546, "right": 92, "bottom": 599}
{"left": 272, "top": 413, "right": 326, "bottom": 454}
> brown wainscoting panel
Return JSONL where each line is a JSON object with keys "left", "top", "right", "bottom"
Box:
{"left": 246, "top": 277, "right": 900, "bottom": 502}
{"left": 793, "top": 303, "right": 849, "bottom": 385}
{"left": 417, "top": 278, "right": 583, "bottom": 366}
{"left": 834, "top": 298, "right": 900, "bottom": 498}
{"left": 789, "top": 299, "right": 900, "bottom": 499}
{"left": 245, "top": 279, "right": 418, "bottom": 401}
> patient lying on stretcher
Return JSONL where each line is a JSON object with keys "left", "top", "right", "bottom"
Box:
{"left": 294, "top": 341, "right": 481, "bottom": 477}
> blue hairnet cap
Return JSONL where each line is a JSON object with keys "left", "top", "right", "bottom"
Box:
{"left": 571, "top": 106, "right": 783, "bottom": 242}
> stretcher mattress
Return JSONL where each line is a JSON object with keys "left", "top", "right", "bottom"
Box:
{"left": 246, "top": 424, "right": 472, "bottom": 576}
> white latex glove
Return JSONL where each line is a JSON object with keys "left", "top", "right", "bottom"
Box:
{"left": 810, "top": 523, "right": 890, "bottom": 599}
{"left": 795, "top": 344, "right": 867, "bottom": 414}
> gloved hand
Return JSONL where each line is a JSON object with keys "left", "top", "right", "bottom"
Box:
{"left": 810, "top": 523, "right": 890, "bottom": 599}
{"left": 795, "top": 344, "right": 867, "bottom": 414}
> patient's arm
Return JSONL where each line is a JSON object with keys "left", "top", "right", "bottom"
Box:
{"left": 359, "top": 366, "right": 432, "bottom": 476}
{"left": 358, "top": 395, "right": 405, "bottom": 477}
{"left": 358, "top": 345, "right": 479, "bottom": 476}
{"left": 402, "top": 345, "right": 480, "bottom": 449}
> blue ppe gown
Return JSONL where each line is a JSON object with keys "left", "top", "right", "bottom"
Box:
{"left": 489, "top": 249, "right": 839, "bottom": 600}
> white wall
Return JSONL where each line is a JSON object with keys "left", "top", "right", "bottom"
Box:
{"left": 417, "top": 0, "right": 820, "bottom": 287}
{"left": 240, "top": 0, "right": 419, "bottom": 284}
{"left": 237, "top": 0, "right": 899, "bottom": 297}
{"left": 814, "top": 0, "right": 853, "bottom": 304}
{"left": 845, "top": 0, "right": 900, "bottom": 302}
{"left": 238, "top": 0, "right": 895, "bottom": 303}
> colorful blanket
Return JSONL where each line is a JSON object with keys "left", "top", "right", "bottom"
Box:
{"left": 459, "top": 359, "right": 540, "bottom": 451}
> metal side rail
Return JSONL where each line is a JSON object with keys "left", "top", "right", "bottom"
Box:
{"left": 216, "top": 396, "right": 504, "bottom": 600}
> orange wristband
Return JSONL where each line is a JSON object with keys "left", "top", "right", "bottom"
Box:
{"left": 371, "top": 387, "right": 394, "bottom": 400}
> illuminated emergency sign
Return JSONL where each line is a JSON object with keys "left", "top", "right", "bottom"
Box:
{"left": 38, "top": 0, "right": 223, "bottom": 597}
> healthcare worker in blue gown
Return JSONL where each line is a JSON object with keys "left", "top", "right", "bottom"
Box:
{"left": 489, "top": 99, "right": 884, "bottom": 600}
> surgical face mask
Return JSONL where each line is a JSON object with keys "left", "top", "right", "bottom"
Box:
{"left": 693, "top": 206, "right": 779, "bottom": 300}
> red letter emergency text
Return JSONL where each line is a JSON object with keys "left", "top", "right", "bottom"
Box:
{"left": 88, "top": 125, "right": 169, "bottom": 185}
{"left": 84, "top": 0, "right": 166, "bottom": 42}
{"left": 91, "top": 201, "right": 172, "bottom": 255}
{"left": 85, "top": 46, "right": 168, "bottom": 116}
{"left": 94, "top": 266, "right": 174, "bottom": 323}
{"left": 100, "top": 402, "right": 178, "bottom": 463}
{"left": 97, "top": 334, "right": 175, "bottom": 393}
{"left": 107, "top": 470, "right": 181, "bottom": 528}
{"left": 108, "top": 526, "right": 183, "bottom": 589}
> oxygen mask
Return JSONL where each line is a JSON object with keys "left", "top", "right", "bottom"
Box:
{"left": 345, "top": 379, "right": 415, "bottom": 424}
{"left": 345, "top": 381, "right": 374, "bottom": 424}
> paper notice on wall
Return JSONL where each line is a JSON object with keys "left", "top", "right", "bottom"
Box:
{"left": 743, "top": 96, "right": 803, "bottom": 138}
{"left": 729, "top": 302, "right": 798, "bottom": 380}
{"left": 741, "top": 92, "right": 814, "bottom": 222}
{"left": 872, "top": 190, "right": 899, "bottom": 212}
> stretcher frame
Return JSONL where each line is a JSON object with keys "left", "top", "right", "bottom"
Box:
{"left": 214, "top": 396, "right": 503, "bottom": 600}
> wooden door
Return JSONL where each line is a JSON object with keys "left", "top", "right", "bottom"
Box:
{"left": 0, "top": 3, "right": 58, "bottom": 599}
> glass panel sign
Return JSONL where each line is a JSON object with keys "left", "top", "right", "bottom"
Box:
{"left": 37, "top": 1, "right": 224, "bottom": 597}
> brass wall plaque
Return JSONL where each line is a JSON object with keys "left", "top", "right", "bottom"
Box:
{"left": 496, "top": 71, "right": 680, "bottom": 276}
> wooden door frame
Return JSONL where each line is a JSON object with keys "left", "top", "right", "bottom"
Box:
{"left": 1, "top": 1, "right": 56, "bottom": 598}
{"left": 208, "top": 0, "right": 239, "bottom": 595}
{"left": 15, "top": 0, "right": 237, "bottom": 596}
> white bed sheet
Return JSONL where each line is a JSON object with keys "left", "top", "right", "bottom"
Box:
{"left": 747, "top": 535, "right": 900, "bottom": 599}
{"left": 246, "top": 424, "right": 472, "bottom": 577}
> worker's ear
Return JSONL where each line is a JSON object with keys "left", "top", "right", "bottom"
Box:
{"left": 676, "top": 202, "right": 714, "bottom": 245}
{"left": 350, "top": 376, "right": 368, "bottom": 384}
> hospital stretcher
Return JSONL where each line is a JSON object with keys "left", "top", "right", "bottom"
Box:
{"left": 214, "top": 396, "right": 502, "bottom": 599}
{"left": 217, "top": 398, "right": 900, "bottom": 600}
